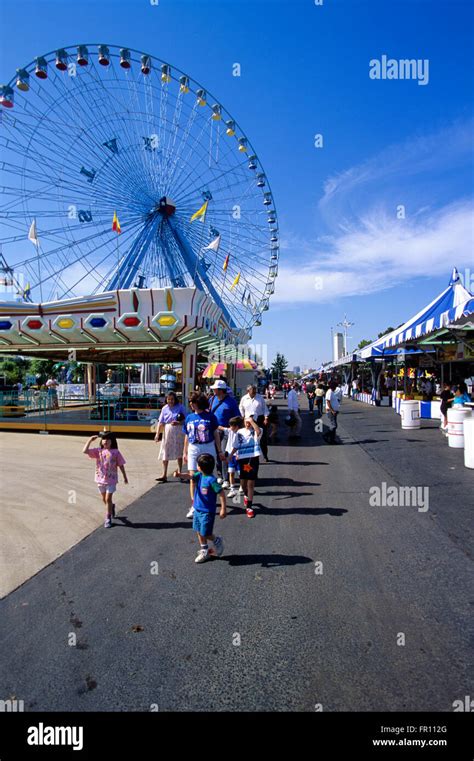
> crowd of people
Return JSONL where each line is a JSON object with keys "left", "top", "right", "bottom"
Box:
{"left": 82, "top": 379, "right": 347, "bottom": 563}
{"left": 82, "top": 371, "right": 472, "bottom": 563}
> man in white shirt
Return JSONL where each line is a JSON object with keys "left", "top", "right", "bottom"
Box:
{"left": 323, "top": 381, "right": 340, "bottom": 444}
{"left": 239, "top": 384, "right": 270, "bottom": 461}
{"left": 287, "top": 383, "right": 302, "bottom": 438}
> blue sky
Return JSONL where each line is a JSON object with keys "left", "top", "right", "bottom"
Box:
{"left": 1, "top": 0, "right": 473, "bottom": 369}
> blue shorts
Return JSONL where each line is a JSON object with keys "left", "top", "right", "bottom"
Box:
{"left": 193, "top": 509, "right": 215, "bottom": 537}
{"left": 226, "top": 455, "right": 238, "bottom": 472}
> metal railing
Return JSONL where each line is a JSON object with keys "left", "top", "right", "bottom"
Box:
{"left": 0, "top": 391, "right": 163, "bottom": 430}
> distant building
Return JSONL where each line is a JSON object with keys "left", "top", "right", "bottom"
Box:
{"left": 333, "top": 333, "right": 344, "bottom": 362}
{"left": 293, "top": 366, "right": 301, "bottom": 374}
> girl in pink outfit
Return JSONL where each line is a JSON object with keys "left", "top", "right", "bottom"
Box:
{"left": 83, "top": 432, "right": 128, "bottom": 528}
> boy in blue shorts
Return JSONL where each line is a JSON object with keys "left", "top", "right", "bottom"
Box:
{"left": 225, "top": 416, "right": 243, "bottom": 498}
{"left": 192, "top": 453, "right": 227, "bottom": 563}
{"left": 228, "top": 415, "right": 262, "bottom": 519}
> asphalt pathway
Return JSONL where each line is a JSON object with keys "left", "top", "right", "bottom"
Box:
{"left": 1, "top": 398, "right": 472, "bottom": 711}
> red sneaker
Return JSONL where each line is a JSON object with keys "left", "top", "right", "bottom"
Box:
{"left": 246, "top": 507, "right": 255, "bottom": 519}
{"left": 243, "top": 496, "right": 249, "bottom": 508}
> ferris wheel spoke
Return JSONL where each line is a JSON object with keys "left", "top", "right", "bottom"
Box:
{"left": 37, "top": 217, "right": 146, "bottom": 298}
{"left": 104, "top": 63, "right": 162, "bottom": 197}
{"left": 37, "top": 68, "right": 156, "bottom": 204}
{"left": 52, "top": 64, "right": 149, "bottom": 184}
{"left": 171, "top": 152, "right": 250, "bottom": 209}
{"left": 161, "top": 88, "right": 184, "bottom": 193}
{"left": 164, "top": 101, "right": 199, "bottom": 194}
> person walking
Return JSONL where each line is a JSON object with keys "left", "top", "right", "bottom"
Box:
{"left": 46, "top": 376, "right": 59, "bottom": 409}
{"left": 267, "top": 403, "right": 279, "bottom": 443}
{"left": 154, "top": 391, "right": 186, "bottom": 482}
{"left": 182, "top": 393, "right": 225, "bottom": 519}
{"left": 239, "top": 384, "right": 270, "bottom": 461}
{"left": 83, "top": 432, "right": 128, "bottom": 528}
{"left": 227, "top": 415, "right": 263, "bottom": 518}
{"left": 287, "top": 383, "right": 302, "bottom": 439}
{"left": 224, "top": 416, "right": 242, "bottom": 498}
{"left": 306, "top": 380, "right": 315, "bottom": 413}
{"left": 323, "top": 381, "right": 340, "bottom": 444}
{"left": 439, "top": 381, "right": 453, "bottom": 434}
{"left": 315, "top": 383, "right": 325, "bottom": 417}
{"left": 190, "top": 453, "right": 226, "bottom": 563}
{"left": 208, "top": 379, "right": 240, "bottom": 487}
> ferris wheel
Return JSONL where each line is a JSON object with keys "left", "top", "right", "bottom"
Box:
{"left": 0, "top": 44, "right": 279, "bottom": 334}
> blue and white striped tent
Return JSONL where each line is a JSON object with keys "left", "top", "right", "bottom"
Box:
{"left": 360, "top": 269, "right": 473, "bottom": 359}
{"left": 443, "top": 296, "right": 474, "bottom": 328}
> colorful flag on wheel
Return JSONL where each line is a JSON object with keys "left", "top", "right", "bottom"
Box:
{"left": 223, "top": 254, "right": 230, "bottom": 271}
{"left": 203, "top": 233, "right": 221, "bottom": 252}
{"left": 28, "top": 220, "right": 39, "bottom": 246}
{"left": 190, "top": 200, "right": 208, "bottom": 223}
{"left": 230, "top": 272, "right": 240, "bottom": 290}
{"left": 112, "top": 211, "right": 121, "bottom": 234}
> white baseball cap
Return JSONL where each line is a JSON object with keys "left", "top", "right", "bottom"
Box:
{"left": 210, "top": 380, "right": 228, "bottom": 390}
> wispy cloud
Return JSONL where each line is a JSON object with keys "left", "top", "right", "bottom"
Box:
{"left": 274, "top": 120, "right": 474, "bottom": 303}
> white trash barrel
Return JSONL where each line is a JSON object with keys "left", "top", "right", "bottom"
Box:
{"left": 447, "top": 406, "right": 472, "bottom": 449}
{"left": 400, "top": 400, "right": 420, "bottom": 429}
{"left": 463, "top": 416, "right": 474, "bottom": 467}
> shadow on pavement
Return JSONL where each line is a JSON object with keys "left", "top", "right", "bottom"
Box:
{"left": 256, "top": 490, "right": 315, "bottom": 499}
{"left": 252, "top": 505, "right": 348, "bottom": 517}
{"left": 269, "top": 461, "right": 329, "bottom": 466}
{"left": 257, "top": 477, "right": 319, "bottom": 487}
{"left": 223, "top": 553, "right": 313, "bottom": 568}
{"left": 345, "top": 439, "right": 390, "bottom": 445}
{"left": 114, "top": 518, "right": 191, "bottom": 530}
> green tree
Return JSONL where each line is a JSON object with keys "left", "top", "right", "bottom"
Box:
{"left": 271, "top": 352, "right": 288, "bottom": 384}
{"left": 0, "top": 359, "right": 23, "bottom": 383}
{"left": 357, "top": 339, "right": 372, "bottom": 349}
{"left": 377, "top": 326, "right": 395, "bottom": 338}
{"left": 28, "top": 358, "right": 56, "bottom": 384}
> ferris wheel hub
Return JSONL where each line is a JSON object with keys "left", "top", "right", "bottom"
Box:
{"left": 158, "top": 197, "right": 176, "bottom": 217}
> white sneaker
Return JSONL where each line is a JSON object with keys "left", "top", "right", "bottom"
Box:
{"left": 227, "top": 488, "right": 238, "bottom": 498}
{"left": 222, "top": 481, "right": 230, "bottom": 489}
{"left": 186, "top": 506, "right": 194, "bottom": 519}
{"left": 195, "top": 548, "right": 210, "bottom": 563}
{"left": 216, "top": 477, "right": 223, "bottom": 484}
{"left": 238, "top": 486, "right": 244, "bottom": 494}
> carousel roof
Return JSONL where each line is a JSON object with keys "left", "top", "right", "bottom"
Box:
{"left": 0, "top": 287, "right": 249, "bottom": 362}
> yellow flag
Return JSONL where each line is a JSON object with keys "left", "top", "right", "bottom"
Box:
{"left": 112, "top": 211, "right": 121, "bottom": 234}
{"left": 230, "top": 272, "right": 240, "bottom": 290}
{"left": 190, "top": 200, "right": 208, "bottom": 223}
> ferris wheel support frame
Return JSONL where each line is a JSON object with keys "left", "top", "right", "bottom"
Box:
{"left": 166, "top": 215, "right": 236, "bottom": 329}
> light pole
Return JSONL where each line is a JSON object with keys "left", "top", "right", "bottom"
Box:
{"left": 337, "top": 315, "right": 355, "bottom": 355}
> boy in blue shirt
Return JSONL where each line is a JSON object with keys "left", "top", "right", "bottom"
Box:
{"left": 192, "top": 453, "right": 227, "bottom": 563}
{"left": 183, "top": 393, "right": 224, "bottom": 519}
